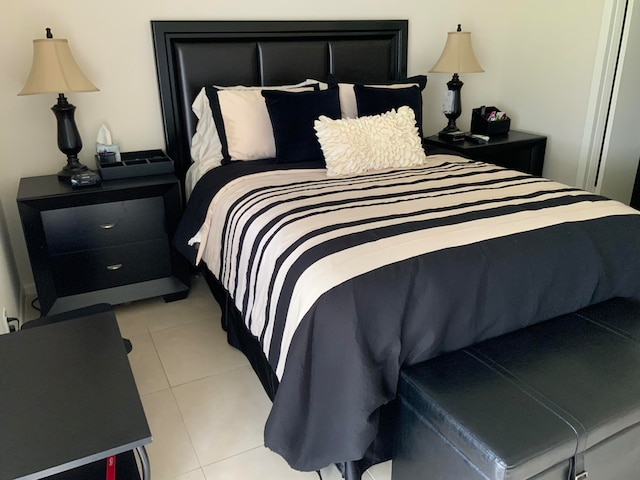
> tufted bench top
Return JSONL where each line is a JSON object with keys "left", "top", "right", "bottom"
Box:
{"left": 393, "top": 298, "right": 640, "bottom": 480}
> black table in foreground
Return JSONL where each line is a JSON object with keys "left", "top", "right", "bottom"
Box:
{"left": 0, "top": 310, "right": 151, "bottom": 480}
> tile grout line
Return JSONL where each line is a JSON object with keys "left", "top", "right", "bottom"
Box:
{"left": 126, "top": 276, "right": 384, "bottom": 480}
{"left": 148, "top": 315, "right": 263, "bottom": 473}
{"left": 198, "top": 444, "right": 269, "bottom": 472}
{"left": 145, "top": 322, "right": 204, "bottom": 475}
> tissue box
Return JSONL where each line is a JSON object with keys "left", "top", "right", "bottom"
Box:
{"left": 470, "top": 106, "right": 510, "bottom": 136}
{"left": 97, "top": 149, "right": 174, "bottom": 180}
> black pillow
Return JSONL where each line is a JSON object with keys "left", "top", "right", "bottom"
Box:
{"left": 353, "top": 84, "right": 424, "bottom": 137}
{"left": 262, "top": 87, "right": 341, "bottom": 163}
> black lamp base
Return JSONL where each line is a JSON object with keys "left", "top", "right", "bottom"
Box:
{"left": 440, "top": 73, "right": 464, "bottom": 135}
{"left": 438, "top": 124, "right": 463, "bottom": 135}
{"left": 52, "top": 93, "right": 90, "bottom": 182}
{"left": 57, "top": 158, "right": 90, "bottom": 181}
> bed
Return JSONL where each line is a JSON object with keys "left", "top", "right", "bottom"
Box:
{"left": 151, "top": 20, "right": 640, "bottom": 479}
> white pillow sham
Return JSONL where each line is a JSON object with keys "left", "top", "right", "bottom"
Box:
{"left": 191, "top": 88, "right": 223, "bottom": 178}
{"left": 190, "top": 79, "right": 321, "bottom": 181}
{"left": 315, "top": 106, "right": 427, "bottom": 177}
{"left": 219, "top": 87, "right": 317, "bottom": 162}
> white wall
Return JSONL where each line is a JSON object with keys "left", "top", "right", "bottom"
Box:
{"left": 0, "top": 0, "right": 608, "bottom": 296}
{"left": 498, "top": 1, "right": 608, "bottom": 183}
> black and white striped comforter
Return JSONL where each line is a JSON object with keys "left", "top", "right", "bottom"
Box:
{"left": 178, "top": 154, "right": 640, "bottom": 471}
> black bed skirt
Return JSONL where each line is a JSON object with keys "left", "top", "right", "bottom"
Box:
{"left": 202, "top": 268, "right": 279, "bottom": 401}
{"left": 200, "top": 267, "right": 398, "bottom": 477}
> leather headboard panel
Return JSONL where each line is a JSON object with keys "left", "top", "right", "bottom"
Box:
{"left": 330, "top": 39, "right": 395, "bottom": 83}
{"left": 152, "top": 20, "right": 409, "bottom": 183}
{"left": 175, "top": 41, "right": 262, "bottom": 144}
{"left": 259, "top": 41, "right": 330, "bottom": 85}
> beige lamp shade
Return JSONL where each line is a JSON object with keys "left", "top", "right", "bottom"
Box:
{"left": 19, "top": 37, "right": 99, "bottom": 95}
{"left": 430, "top": 30, "right": 484, "bottom": 74}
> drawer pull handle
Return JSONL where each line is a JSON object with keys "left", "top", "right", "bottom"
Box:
{"left": 107, "top": 263, "right": 123, "bottom": 271}
{"left": 100, "top": 223, "right": 116, "bottom": 229}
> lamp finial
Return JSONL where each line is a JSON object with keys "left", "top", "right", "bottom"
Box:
{"left": 46, "top": 27, "right": 53, "bottom": 39}
{"left": 457, "top": 24, "right": 462, "bottom": 32}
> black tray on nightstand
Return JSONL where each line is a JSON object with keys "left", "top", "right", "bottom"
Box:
{"left": 97, "top": 149, "right": 174, "bottom": 180}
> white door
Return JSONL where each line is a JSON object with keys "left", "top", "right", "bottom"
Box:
{"left": 597, "top": 0, "right": 640, "bottom": 203}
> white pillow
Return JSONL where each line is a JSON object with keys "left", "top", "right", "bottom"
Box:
{"left": 189, "top": 79, "right": 321, "bottom": 181}
{"left": 190, "top": 88, "right": 224, "bottom": 179}
{"left": 315, "top": 106, "right": 427, "bottom": 177}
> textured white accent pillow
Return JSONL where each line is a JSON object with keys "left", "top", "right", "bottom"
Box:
{"left": 315, "top": 106, "right": 427, "bottom": 176}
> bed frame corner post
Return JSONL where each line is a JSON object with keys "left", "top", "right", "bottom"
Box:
{"left": 344, "top": 461, "right": 361, "bottom": 480}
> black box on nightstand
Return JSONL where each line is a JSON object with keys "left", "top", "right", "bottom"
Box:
{"left": 470, "top": 106, "right": 510, "bottom": 136}
{"left": 97, "top": 149, "right": 174, "bottom": 180}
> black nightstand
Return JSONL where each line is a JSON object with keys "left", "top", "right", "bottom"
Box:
{"left": 17, "top": 173, "right": 190, "bottom": 315}
{"left": 423, "top": 130, "right": 547, "bottom": 176}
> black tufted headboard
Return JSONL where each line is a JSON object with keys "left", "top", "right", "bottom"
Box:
{"left": 151, "top": 20, "right": 409, "bottom": 184}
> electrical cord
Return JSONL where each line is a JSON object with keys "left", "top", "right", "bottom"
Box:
{"left": 7, "top": 317, "right": 19, "bottom": 332}
{"left": 30, "top": 297, "right": 41, "bottom": 313}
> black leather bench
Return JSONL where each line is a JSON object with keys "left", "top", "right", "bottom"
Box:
{"left": 392, "top": 298, "right": 640, "bottom": 480}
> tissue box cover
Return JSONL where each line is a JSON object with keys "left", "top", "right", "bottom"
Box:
{"left": 97, "top": 150, "right": 174, "bottom": 180}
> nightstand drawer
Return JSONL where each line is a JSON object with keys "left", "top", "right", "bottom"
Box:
{"left": 50, "top": 239, "right": 172, "bottom": 296}
{"left": 471, "top": 145, "right": 541, "bottom": 175}
{"left": 42, "top": 197, "right": 166, "bottom": 254}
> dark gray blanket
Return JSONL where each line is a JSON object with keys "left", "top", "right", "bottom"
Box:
{"left": 175, "top": 157, "right": 640, "bottom": 471}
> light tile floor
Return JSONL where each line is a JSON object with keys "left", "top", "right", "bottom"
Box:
{"left": 114, "top": 275, "right": 393, "bottom": 480}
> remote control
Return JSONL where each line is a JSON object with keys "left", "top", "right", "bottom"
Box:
{"left": 465, "top": 133, "right": 490, "bottom": 144}
{"left": 71, "top": 171, "right": 102, "bottom": 187}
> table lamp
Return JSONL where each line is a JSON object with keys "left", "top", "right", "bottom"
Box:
{"left": 430, "top": 24, "right": 483, "bottom": 135}
{"left": 19, "top": 28, "right": 99, "bottom": 180}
